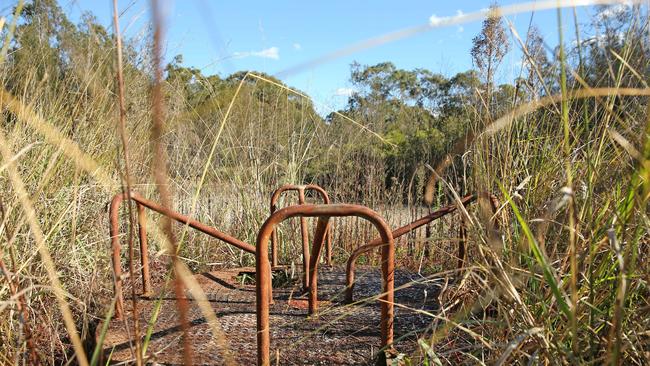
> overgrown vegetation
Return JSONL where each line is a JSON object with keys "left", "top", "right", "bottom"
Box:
{"left": 0, "top": 0, "right": 648, "bottom": 364}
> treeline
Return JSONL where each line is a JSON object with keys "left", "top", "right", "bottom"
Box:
{"left": 3, "top": 1, "right": 647, "bottom": 204}
{"left": 1, "top": 1, "right": 649, "bottom": 363}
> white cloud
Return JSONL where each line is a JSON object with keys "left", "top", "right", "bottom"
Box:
{"left": 334, "top": 88, "right": 355, "bottom": 97}
{"left": 429, "top": 9, "right": 466, "bottom": 27}
{"left": 233, "top": 46, "right": 280, "bottom": 60}
{"left": 252, "top": 46, "right": 279, "bottom": 59}
{"left": 293, "top": 43, "right": 302, "bottom": 50}
{"left": 457, "top": 25, "right": 464, "bottom": 33}
{"left": 429, "top": 14, "right": 444, "bottom": 26}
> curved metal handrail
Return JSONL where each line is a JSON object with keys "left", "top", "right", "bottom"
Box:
{"left": 109, "top": 191, "right": 255, "bottom": 318}
{"left": 344, "top": 192, "right": 499, "bottom": 303}
{"left": 269, "top": 184, "right": 332, "bottom": 290}
{"left": 255, "top": 204, "right": 394, "bottom": 366}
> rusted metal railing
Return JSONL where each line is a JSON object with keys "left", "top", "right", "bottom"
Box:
{"left": 256, "top": 204, "right": 395, "bottom": 366}
{"left": 270, "top": 184, "right": 332, "bottom": 290}
{"left": 109, "top": 191, "right": 255, "bottom": 318}
{"left": 344, "top": 193, "right": 499, "bottom": 303}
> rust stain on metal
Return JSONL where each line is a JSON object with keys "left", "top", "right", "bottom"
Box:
{"left": 256, "top": 203, "right": 395, "bottom": 366}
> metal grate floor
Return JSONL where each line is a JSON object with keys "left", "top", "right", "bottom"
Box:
{"left": 100, "top": 265, "right": 442, "bottom": 365}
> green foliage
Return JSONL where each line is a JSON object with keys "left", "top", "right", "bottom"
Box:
{"left": 331, "top": 62, "right": 486, "bottom": 197}
{"left": 0, "top": 1, "right": 648, "bottom": 365}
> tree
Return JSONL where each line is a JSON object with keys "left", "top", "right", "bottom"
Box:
{"left": 470, "top": 3, "right": 510, "bottom": 112}
{"left": 523, "top": 25, "right": 551, "bottom": 99}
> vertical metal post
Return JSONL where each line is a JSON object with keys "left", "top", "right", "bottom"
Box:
{"left": 298, "top": 188, "right": 310, "bottom": 290}
{"left": 137, "top": 203, "right": 151, "bottom": 295}
{"left": 270, "top": 200, "right": 279, "bottom": 267}
{"left": 307, "top": 217, "right": 330, "bottom": 315}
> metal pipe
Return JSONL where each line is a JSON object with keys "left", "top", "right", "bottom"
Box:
{"left": 307, "top": 216, "right": 330, "bottom": 315}
{"left": 298, "top": 189, "right": 310, "bottom": 289}
{"left": 304, "top": 184, "right": 333, "bottom": 265}
{"left": 269, "top": 184, "right": 332, "bottom": 281}
{"left": 344, "top": 193, "right": 481, "bottom": 303}
{"left": 129, "top": 192, "right": 255, "bottom": 254}
{"left": 109, "top": 191, "right": 255, "bottom": 318}
{"left": 136, "top": 203, "right": 151, "bottom": 296}
{"left": 256, "top": 204, "right": 394, "bottom": 366}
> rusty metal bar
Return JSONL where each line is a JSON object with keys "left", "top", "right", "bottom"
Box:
{"left": 307, "top": 216, "right": 330, "bottom": 315}
{"left": 344, "top": 193, "right": 498, "bottom": 303}
{"left": 304, "top": 185, "right": 333, "bottom": 265}
{"left": 109, "top": 191, "right": 255, "bottom": 318}
{"left": 256, "top": 204, "right": 394, "bottom": 366}
{"left": 269, "top": 184, "right": 332, "bottom": 291}
{"left": 136, "top": 203, "right": 151, "bottom": 296}
{"left": 131, "top": 192, "right": 255, "bottom": 253}
{"left": 297, "top": 189, "right": 310, "bottom": 289}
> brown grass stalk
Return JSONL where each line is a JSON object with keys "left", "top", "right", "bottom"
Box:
{"left": 149, "top": 0, "right": 193, "bottom": 363}
{"left": 112, "top": 0, "right": 142, "bottom": 363}
{"left": 0, "top": 125, "right": 88, "bottom": 365}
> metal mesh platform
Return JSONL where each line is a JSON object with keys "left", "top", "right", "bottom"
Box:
{"left": 101, "top": 265, "right": 442, "bottom": 365}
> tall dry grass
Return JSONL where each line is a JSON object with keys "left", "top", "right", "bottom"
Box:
{"left": 0, "top": 1, "right": 647, "bottom": 365}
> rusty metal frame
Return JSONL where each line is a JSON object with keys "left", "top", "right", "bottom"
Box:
{"left": 344, "top": 193, "right": 499, "bottom": 303}
{"left": 269, "top": 184, "right": 332, "bottom": 290}
{"left": 256, "top": 204, "right": 394, "bottom": 366}
{"left": 109, "top": 191, "right": 255, "bottom": 318}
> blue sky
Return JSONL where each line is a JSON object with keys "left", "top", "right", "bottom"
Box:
{"left": 56, "top": 1, "right": 605, "bottom": 114}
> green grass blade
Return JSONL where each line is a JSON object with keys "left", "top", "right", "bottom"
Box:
{"left": 498, "top": 183, "right": 572, "bottom": 319}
